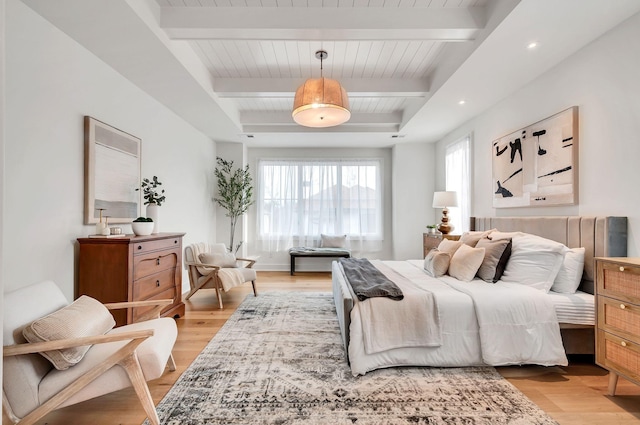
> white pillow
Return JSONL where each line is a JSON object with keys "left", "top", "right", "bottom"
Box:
{"left": 437, "top": 239, "right": 463, "bottom": 257}
{"left": 320, "top": 234, "right": 348, "bottom": 249}
{"left": 448, "top": 243, "right": 485, "bottom": 282}
{"left": 423, "top": 249, "right": 450, "bottom": 277}
{"left": 199, "top": 252, "right": 237, "bottom": 268}
{"left": 500, "top": 233, "right": 569, "bottom": 292}
{"left": 551, "top": 247, "right": 585, "bottom": 293}
{"left": 23, "top": 296, "right": 116, "bottom": 370}
{"left": 460, "top": 229, "right": 496, "bottom": 247}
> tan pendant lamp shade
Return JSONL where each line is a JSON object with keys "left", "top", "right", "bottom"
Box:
{"left": 292, "top": 51, "right": 351, "bottom": 128}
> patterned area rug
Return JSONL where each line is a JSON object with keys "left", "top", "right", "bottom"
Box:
{"left": 149, "top": 292, "right": 558, "bottom": 424}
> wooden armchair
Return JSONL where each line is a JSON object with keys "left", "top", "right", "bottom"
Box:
{"left": 2, "top": 281, "right": 177, "bottom": 425}
{"left": 184, "top": 242, "right": 257, "bottom": 309}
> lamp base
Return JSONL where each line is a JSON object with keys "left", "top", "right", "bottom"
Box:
{"left": 437, "top": 223, "right": 454, "bottom": 235}
{"left": 437, "top": 207, "right": 454, "bottom": 235}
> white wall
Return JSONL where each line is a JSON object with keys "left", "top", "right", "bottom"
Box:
{"left": 392, "top": 142, "right": 437, "bottom": 259}
{"left": 246, "top": 147, "right": 394, "bottom": 271}
{"left": 436, "top": 11, "right": 640, "bottom": 256}
{"left": 3, "top": 0, "right": 217, "bottom": 300}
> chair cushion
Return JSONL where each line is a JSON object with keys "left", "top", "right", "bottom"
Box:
{"left": 217, "top": 268, "right": 257, "bottom": 291}
{"left": 22, "top": 295, "right": 115, "bottom": 370}
{"left": 39, "top": 317, "right": 178, "bottom": 409}
{"left": 3, "top": 281, "right": 69, "bottom": 419}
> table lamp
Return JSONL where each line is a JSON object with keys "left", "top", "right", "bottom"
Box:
{"left": 432, "top": 191, "right": 458, "bottom": 235}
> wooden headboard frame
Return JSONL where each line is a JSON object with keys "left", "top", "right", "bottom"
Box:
{"left": 470, "top": 216, "right": 628, "bottom": 294}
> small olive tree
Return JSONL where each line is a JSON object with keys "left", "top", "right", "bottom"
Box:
{"left": 213, "top": 157, "right": 254, "bottom": 253}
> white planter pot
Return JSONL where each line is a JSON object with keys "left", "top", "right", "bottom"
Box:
{"left": 146, "top": 203, "right": 160, "bottom": 234}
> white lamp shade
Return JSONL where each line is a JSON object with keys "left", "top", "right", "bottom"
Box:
{"left": 432, "top": 191, "right": 459, "bottom": 208}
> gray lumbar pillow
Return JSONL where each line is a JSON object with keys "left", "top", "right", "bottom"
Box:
{"left": 475, "top": 237, "right": 512, "bottom": 283}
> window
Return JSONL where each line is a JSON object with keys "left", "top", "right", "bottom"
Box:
{"left": 445, "top": 136, "right": 471, "bottom": 233}
{"left": 258, "top": 159, "right": 383, "bottom": 250}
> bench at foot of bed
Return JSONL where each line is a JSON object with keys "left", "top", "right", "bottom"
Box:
{"left": 289, "top": 247, "right": 351, "bottom": 275}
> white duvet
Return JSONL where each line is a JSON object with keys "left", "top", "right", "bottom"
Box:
{"left": 341, "top": 260, "right": 568, "bottom": 376}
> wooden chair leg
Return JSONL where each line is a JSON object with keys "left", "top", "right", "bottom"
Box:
{"left": 251, "top": 281, "right": 257, "bottom": 296}
{"left": 167, "top": 353, "right": 176, "bottom": 372}
{"left": 119, "top": 353, "right": 160, "bottom": 425}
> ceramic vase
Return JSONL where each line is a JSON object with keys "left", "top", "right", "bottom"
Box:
{"left": 146, "top": 203, "right": 160, "bottom": 234}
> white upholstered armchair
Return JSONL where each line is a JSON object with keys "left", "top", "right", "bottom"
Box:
{"left": 2, "top": 281, "right": 177, "bottom": 425}
{"left": 184, "top": 242, "right": 257, "bottom": 309}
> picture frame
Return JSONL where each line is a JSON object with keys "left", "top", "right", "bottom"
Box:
{"left": 84, "top": 116, "right": 141, "bottom": 224}
{"left": 492, "top": 107, "right": 578, "bottom": 208}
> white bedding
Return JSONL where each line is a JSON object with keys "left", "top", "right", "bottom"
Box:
{"left": 339, "top": 260, "right": 569, "bottom": 376}
{"left": 548, "top": 290, "right": 595, "bottom": 325}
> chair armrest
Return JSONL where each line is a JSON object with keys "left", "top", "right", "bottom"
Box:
{"left": 3, "top": 329, "right": 154, "bottom": 357}
{"left": 235, "top": 257, "right": 256, "bottom": 268}
{"left": 185, "top": 260, "right": 220, "bottom": 271}
{"left": 104, "top": 299, "right": 173, "bottom": 310}
{"left": 104, "top": 299, "right": 174, "bottom": 322}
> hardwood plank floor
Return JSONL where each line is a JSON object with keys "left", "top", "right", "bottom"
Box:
{"left": 7, "top": 272, "right": 639, "bottom": 425}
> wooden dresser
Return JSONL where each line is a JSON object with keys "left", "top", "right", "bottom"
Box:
{"left": 77, "top": 232, "right": 186, "bottom": 326}
{"left": 423, "top": 233, "right": 460, "bottom": 258}
{"left": 595, "top": 257, "right": 640, "bottom": 395}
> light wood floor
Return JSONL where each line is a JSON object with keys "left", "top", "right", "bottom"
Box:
{"left": 8, "top": 272, "right": 640, "bottom": 425}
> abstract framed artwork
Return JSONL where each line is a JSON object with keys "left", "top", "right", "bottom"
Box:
{"left": 84, "top": 116, "right": 141, "bottom": 224}
{"left": 492, "top": 107, "right": 578, "bottom": 208}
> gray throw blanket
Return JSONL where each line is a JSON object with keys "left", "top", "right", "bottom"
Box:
{"left": 339, "top": 258, "right": 404, "bottom": 301}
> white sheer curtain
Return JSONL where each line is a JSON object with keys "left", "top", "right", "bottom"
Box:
{"left": 258, "top": 159, "right": 383, "bottom": 254}
{"left": 445, "top": 136, "right": 471, "bottom": 233}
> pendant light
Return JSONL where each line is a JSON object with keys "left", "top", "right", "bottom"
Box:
{"left": 292, "top": 50, "right": 351, "bottom": 128}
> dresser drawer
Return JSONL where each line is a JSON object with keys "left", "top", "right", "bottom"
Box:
{"left": 598, "top": 296, "right": 640, "bottom": 343}
{"left": 133, "top": 268, "right": 176, "bottom": 300}
{"left": 597, "top": 329, "right": 640, "bottom": 385}
{"left": 133, "top": 249, "right": 179, "bottom": 280}
{"left": 133, "top": 237, "right": 182, "bottom": 255}
{"left": 132, "top": 287, "right": 176, "bottom": 322}
{"left": 597, "top": 262, "right": 640, "bottom": 303}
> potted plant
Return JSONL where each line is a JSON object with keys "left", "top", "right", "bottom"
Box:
{"left": 137, "top": 176, "right": 165, "bottom": 234}
{"left": 213, "top": 157, "right": 254, "bottom": 253}
{"left": 131, "top": 217, "right": 154, "bottom": 236}
{"left": 426, "top": 224, "right": 438, "bottom": 235}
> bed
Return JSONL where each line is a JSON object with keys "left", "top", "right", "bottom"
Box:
{"left": 332, "top": 216, "right": 627, "bottom": 376}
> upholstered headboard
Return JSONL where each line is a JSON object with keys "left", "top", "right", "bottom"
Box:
{"left": 470, "top": 216, "right": 627, "bottom": 294}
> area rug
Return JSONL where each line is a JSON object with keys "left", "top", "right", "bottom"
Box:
{"left": 148, "top": 292, "right": 558, "bottom": 424}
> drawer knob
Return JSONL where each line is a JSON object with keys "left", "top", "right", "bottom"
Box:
{"left": 620, "top": 266, "right": 625, "bottom": 272}
{"left": 156, "top": 258, "right": 161, "bottom": 266}
{"left": 156, "top": 280, "right": 160, "bottom": 287}
{"left": 138, "top": 245, "right": 142, "bottom": 250}
{"left": 621, "top": 341, "right": 627, "bottom": 347}
{"left": 174, "top": 240, "right": 178, "bottom": 244}
{"left": 621, "top": 304, "right": 627, "bottom": 310}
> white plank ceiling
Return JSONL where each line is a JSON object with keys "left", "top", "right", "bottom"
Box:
{"left": 20, "top": 0, "right": 640, "bottom": 147}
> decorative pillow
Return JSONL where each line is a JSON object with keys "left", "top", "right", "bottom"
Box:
{"left": 199, "top": 252, "right": 237, "bottom": 268}
{"left": 551, "top": 247, "right": 586, "bottom": 293}
{"left": 460, "top": 229, "right": 496, "bottom": 247}
{"left": 437, "top": 239, "right": 463, "bottom": 257}
{"left": 423, "top": 249, "right": 450, "bottom": 277}
{"left": 475, "top": 238, "right": 512, "bottom": 283}
{"left": 448, "top": 243, "right": 486, "bottom": 282}
{"left": 320, "top": 234, "right": 348, "bottom": 249}
{"left": 499, "top": 233, "right": 569, "bottom": 292}
{"left": 22, "top": 296, "right": 116, "bottom": 370}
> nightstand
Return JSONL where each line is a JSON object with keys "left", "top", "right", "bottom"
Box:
{"left": 595, "top": 257, "right": 640, "bottom": 396}
{"left": 423, "top": 233, "right": 460, "bottom": 258}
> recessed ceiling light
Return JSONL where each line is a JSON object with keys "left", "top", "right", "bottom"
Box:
{"left": 458, "top": 100, "right": 466, "bottom": 105}
{"left": 527, "top": 42, "right": 538, "bottom": 49}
